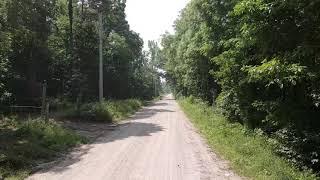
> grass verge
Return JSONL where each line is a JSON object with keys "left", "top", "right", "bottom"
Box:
{"left": 0, "top": 117, "right": 86, "bottom": 180}
{"left": 178, "top": 97, "right": 317, "bottom": 180}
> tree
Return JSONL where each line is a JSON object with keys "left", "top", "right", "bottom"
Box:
{"left": 4, "top": 0, "right": 58, "bottom": 103}
{"left": 0, "top": 0, "right": 11, "bottom": 102}
{"left": 0, "top": 0, "right": 160, "bottom": 105}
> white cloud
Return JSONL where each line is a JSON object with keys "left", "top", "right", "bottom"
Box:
{"left": 125, "top": 0, "right": 189, "bottom": 47}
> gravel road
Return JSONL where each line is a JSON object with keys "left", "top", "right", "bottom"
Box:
{"left": 28, "top": 95, "right": 241, "bottom": 180}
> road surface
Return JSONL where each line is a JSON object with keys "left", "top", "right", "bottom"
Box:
{"left": 28, "top": 95, "right": 241, "bottom": 180}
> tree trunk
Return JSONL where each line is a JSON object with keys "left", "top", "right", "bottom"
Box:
{"left": 68, "top": 0, "right": 73, "bottom": 48}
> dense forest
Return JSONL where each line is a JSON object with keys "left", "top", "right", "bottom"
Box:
{"left": 0, "top": 0, "right": 161, "bottom": 108}
{"left": 161, "top": 0, "right": 320, "bottom": 173}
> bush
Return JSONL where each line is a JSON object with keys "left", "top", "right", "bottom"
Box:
{"left": 272, "top": 128, "right": 320, "bottom": 171}
{"left": 64, "top": 99, "right": 144, "bottom": 122}
{"left": 106, "top": 99, "right": 143, "bottom": 120}
{"left": 79, "top": 103, "right": 113, "bottom": 122}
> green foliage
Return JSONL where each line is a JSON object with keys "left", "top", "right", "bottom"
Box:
{"left": 162, "top": 0, "right": 320, "bottom": 173}
{"left": 244, "top": 58, "right": 308, "bottom": 88}
{"left": 0, "top": 117, "right": 85, "bottom": 179}
{"left": 65, "top": 99, "right": 144, "bottom": 122}
{"left": 179, "top": 97, "right": 317, "bottom": 179}
{"left": 78, "top": 103, "right": 113, "bottom": 122}
{"left": 105, "top": 99, "right": 143, "bottom": 121}
{"left": 0, "top": 0, "right": 159, "bottom": 107}
{"left": 0, "top": 32, "right": 10, "bottom": 102}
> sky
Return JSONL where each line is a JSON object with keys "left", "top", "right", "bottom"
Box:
{"left": 125, "top": 0, "right": 190, "bottom": 48}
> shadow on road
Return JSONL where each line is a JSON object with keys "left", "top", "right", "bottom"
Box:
{"left": 130, "top": 107, "right": 174, "bottom": 120}
{"left": 42, "top": 121, "right": 165, "bottom": 174}
{"left": 151, "top": 102, "right": 169, "bottom": 106}
{"left": 95, "top": 121, "right": 165, "bottom": 144}
{"left": 37, "top": 103, "right": 172, "bottom": 174}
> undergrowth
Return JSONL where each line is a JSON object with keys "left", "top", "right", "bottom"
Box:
{"left": 0, "top": 117, "right": 85, "bottom": 179}
{"left": 179, "top": 96, "right": 317, "bottom": 180}
{"left": 105, "top": 99, "right": 144, "bottom": 121}
{"left": 64, "top": 99, "right": 144, "bottom": 122}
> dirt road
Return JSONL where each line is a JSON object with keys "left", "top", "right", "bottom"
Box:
{"left": 28, "top": 95, "right": 241, "bottom": 180}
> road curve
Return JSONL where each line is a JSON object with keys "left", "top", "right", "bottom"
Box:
{"left": 28, "top": 95, "right": 241, "bottom": 180}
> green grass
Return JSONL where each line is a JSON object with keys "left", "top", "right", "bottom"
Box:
{"left": 105, "top": 99, "right": 144, "bottom": 121}
{"left": 0, "top": 117, "right": 86, "bottom": 180}
{"left": 178, "top": 97, "right": 317, "bottom": 180}
{"left": 64, "top": 99, "right": 145, "bottom": 122}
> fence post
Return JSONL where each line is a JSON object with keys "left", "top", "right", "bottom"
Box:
{"left": 41, "top": 81, "right": 47, "bottom": 120}
{"left": 45, "top": 102, "right": 50, "bottom": 121}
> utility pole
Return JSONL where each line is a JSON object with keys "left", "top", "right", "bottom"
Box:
{"left": 154, "top": 71, "right": 156, "bottom": 97}
{"left": 155, "top": 48, "right": 160, "bottom": 97}
{"left": 153, "top": 50, "right": 157, "bottom": 97}
{"left": 98, "top": 12, "right": 104, "bottom": 103}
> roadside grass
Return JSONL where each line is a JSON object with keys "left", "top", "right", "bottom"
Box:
{"left": 0, "top": 117, "right": 86, "bottom": 180}
{"left": 178, "top": 97, "right": 317, "bottom": 180}
{"left": 63, "top": 99, "right": 145, "bottom": 122}
{"left": 105, "top": 99, "right": 144, "bottom": 121}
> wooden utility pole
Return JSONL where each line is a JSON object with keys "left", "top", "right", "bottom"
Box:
{"left": 154, "top": 72, "right": 156, "bottom": 97}
{"left": 154, "top": 49, "right": 158, "bottom": 97}
{"left": 154, "top": 68, "right": 157, "bottom": 97}
{"left": 98, "top": 12, "right": 104, "bottom": 103}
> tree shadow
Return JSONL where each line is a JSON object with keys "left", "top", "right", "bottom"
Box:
{"left": 36, "top": 102, "right": 172, "bottom": 174}
{"left": 165, "top": 98, "right": 176, "bottom": 101}
{"left": 151, "top": 102, "right": 169, "bottom": 106}
{"left": 38, "top": 121, "right": 165, "bottom": 174}
{"left": 95, "top": 121, "right": 165, "bottom": 144}
{"left": 129, "top": 107, "right": 175, "bottom": 120}
{"left": 0, "top": 120, "right": 85, "bottom": 178}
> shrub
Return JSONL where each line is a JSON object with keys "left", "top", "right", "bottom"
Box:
{"left": 79, "top": 103, "right": 113, "bottom": 122}
{"left": 64, "top": 99, "right": 143, "bottom": 122}
{"left": 106, "top": 99, "right": 143, "bottom": 120}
